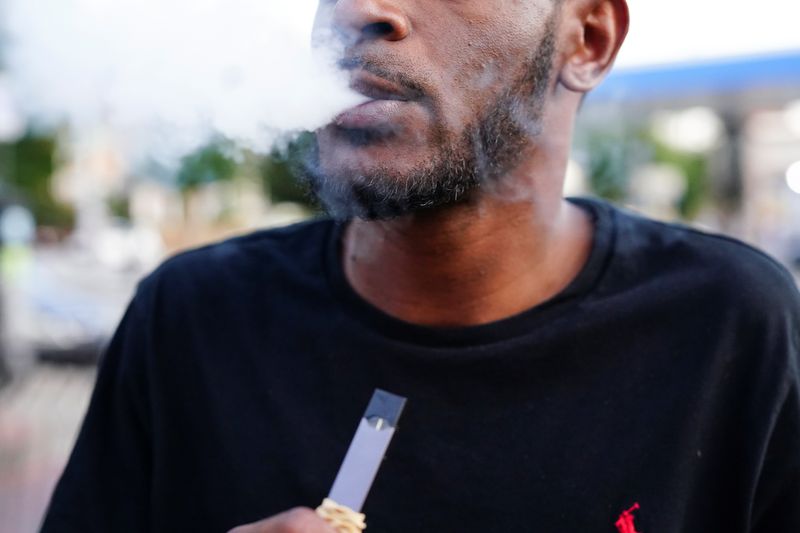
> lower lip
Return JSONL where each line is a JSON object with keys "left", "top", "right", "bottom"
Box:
{"left": 335, "top": 99, "right": 409, "bottom": 129}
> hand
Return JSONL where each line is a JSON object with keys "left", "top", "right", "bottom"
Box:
{"left": 228, "top": 508, "right": 336, "bottom": 533}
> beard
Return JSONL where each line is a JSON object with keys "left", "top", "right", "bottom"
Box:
{"left": 297, "top": 26, "right": 557, "bottom": 221}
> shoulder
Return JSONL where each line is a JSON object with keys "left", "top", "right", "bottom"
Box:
{"left": 612, "top": 202, "right": 798, "bottom": 305}
{"left": 584, "top": 200, "right": 800, "bottom": 386}
{"left": 594, "top": 200, "right": 800, "bottom": 322}
{"left": 136, "top": 217, "right": 335, "bottom": 302}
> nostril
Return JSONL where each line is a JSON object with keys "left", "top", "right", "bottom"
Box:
{"left": 362, "top": 21, "right": 395, "bottom": 39}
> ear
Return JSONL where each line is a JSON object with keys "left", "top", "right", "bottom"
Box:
{"left": 557, "top": 0, "right": 629, "bottom": 93}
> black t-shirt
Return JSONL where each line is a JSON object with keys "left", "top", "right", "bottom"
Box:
{"left": 41, "top": 198, "right": 800, "bottom": 532}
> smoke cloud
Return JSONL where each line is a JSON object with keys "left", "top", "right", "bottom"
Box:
{"left": 0, "top": 0, "right": 363, "bottom": 162}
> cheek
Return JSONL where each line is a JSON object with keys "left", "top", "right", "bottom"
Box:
{"left": 419, "top": 15, "right": 542, "bottom": 131}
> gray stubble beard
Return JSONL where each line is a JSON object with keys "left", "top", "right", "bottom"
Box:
{"left": 298, "top": 23, "right": 557, "bottom": 221}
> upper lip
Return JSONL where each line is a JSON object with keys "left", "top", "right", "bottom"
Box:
{"left": 349, "top": 70, "right": 414, "bottom": 102}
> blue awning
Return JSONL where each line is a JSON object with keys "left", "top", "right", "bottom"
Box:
{"left": 590, "top": 50, "right": 800, "bottom": 103}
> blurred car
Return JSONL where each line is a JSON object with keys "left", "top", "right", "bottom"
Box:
{"left": 0, "top": 200, "right": 36, "bottom": 384}
{"left": 28, "top": 287, "right": 109, "bottom": 365}
{"left": 24, "top": 243, "right": 140, "bottom": 365}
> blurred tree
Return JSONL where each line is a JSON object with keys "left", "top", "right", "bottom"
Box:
{"left": 106, "top": 193, "right": 131, "bottom": 221}
{"left": 585, "top": 131, "right": 640, "bottom": 202}
{"left": 1, "top": 133, "right": 75, "bottom": 230}
{"left": 582, "top": 124, "right": 709, "bottom": 221}
{"left": 650, "top": 138, "right": 709, "bottom": 220}
{"left": 260, "top": 153, "right": 308, "bottom": 206}
{"left": 176, "top": 140, "right": 237, "bottom": 192}
{"left": 259, "top": 133, "right": 316, "bottom": 209}
{"left": 175, "top": 140, "right": 237, "bottom": 221}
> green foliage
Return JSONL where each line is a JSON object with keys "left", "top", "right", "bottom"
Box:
{"left": 259, "top": 133, "right": 315, "bottom": 208}
{"left": 107, "top": 194, "right": 131, "bottom": 221}
{"left": 261, "top": 155, "right": 306, "bottom": 205}
{"left": 2, "top": 133, "right": 75, "bottom": 229}
{"left": 176, "top": 141, "right": 237, "bottom": 192}
{"left": 650, "top": 139, "right": 709, "bottom": 220}
{"left": 585, "top": 131, "right": 638, "bottom": 202}
{"left": 581, "top": 124, "right": 710, "bottom": 220}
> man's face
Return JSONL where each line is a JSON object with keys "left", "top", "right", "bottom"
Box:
{"left": 304, "top": 0, "right": 560, "bottom": 219}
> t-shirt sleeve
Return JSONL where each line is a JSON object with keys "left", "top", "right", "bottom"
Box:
{"left": 751, "top": 292, "right": 800, "bottom": 533}
{"left": 751, "top": 385, "right": 800, "bottom": 532}
{"left": 40, "top": 289, "right": 153, "bottom": 532}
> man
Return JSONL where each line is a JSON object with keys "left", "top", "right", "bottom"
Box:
{"left": 42, "top": 0, "right": 800, "bottom": 531}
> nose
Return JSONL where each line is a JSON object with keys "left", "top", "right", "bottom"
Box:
{"left": 329, "top": 0, "right": 410, "bottom": 45}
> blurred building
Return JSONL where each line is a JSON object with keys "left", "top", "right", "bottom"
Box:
{"left": 576, "top": 50, "right": 800, "bottom": 277}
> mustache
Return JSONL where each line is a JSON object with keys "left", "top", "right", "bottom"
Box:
{"left": 337, "top": 56, "right": 429, "bottom": 101}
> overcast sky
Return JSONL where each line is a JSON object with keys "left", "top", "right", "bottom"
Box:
{"left": 289, "top": 0, "right": 800, "bottom": 68}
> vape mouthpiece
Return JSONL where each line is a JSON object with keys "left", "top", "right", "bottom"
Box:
{"left": 317, "top": 389, "right": 407, "bottom": 532}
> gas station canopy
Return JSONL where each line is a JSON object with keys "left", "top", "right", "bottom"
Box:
{"left": 593, "top": 50, "right": 800, "bottom": 106}
{"left": 593, "top": 0, "right": 800, "bottom": 106}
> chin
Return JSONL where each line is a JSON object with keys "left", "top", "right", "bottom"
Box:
{"left": 317, "top": 142, "right": 426, "bottom": 183}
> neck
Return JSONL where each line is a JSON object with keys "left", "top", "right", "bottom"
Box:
{"left": 341, "top": 191, "right": 592, "bottom": 328}
{"left": 341, "top": 91, "right": 591, "bottom": 327}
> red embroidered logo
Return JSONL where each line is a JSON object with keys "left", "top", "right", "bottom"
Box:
{"left": 615, "top": 503, "right": 642, "bottom": 533}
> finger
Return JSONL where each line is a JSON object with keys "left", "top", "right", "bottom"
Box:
{"left": 228, "top": 507, "right": 337, "bottom": 533}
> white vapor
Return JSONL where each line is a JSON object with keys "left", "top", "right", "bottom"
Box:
{"left": 1, "top": 0, "right": 362, "bottom": 161}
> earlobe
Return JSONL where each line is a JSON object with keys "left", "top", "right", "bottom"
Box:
{"left": 558, "top": 0, "right": 629, "bottom": 93}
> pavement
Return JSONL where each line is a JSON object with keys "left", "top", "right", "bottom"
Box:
{"left": 0, "top": 364, "right": 96, "bottom": 533}
{"left": 0, "top": 239, "right": 148, "bottom": 532}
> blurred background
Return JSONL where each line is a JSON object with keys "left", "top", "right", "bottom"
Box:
{"left": 0, "top": 1, "right": 799, "bottom": 531}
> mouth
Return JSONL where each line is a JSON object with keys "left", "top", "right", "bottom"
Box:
{"left": 333, "top": 70, "right": 420, "bottom": 131}
{"left": 349, "top": 70, "right": 414, "bottom": 102}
